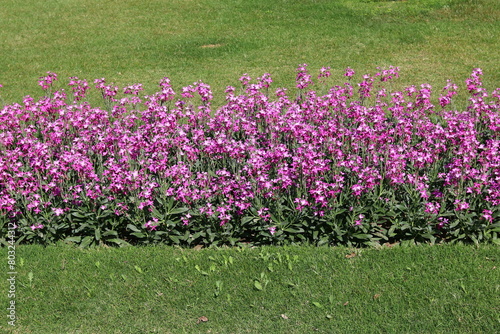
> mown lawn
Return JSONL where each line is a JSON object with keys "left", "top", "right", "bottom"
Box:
{"left": 1, "top": 0, "right": 499, "bottom": 332}
{"left": 0, "top": 243, "right": 499, "bottom": 333}
{"left": 0, "top": 0, "right": 499, "bottom": 106}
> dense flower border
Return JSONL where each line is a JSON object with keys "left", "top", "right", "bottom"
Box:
{"left": 0, "top": 66, "right": 499, "bottom": 247}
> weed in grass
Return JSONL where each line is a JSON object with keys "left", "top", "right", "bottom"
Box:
{"left": 214, "top": 280, "right": 223, "bottom": 298}
{"left": 27, "top": 272, "right": 33, "bottom": 289}
{"left": 194, "top": 265, "right": 209, "bottom": 277}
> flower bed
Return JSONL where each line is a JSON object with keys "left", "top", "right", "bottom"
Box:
{"left": 1, "top": 66, "right": 499, "bottom": 247}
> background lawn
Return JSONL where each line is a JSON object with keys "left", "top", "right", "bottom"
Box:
{"left": 1, "top": 0, "right": 499, "bottom": 332}
{"left": 0, "top": 0, "right": 499, "bottom": 106}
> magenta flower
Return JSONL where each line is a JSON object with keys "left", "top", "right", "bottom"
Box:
{"left": 30, "top": 224, "right": 44, "bottom": 231}
{"left": 52, "top": 207, "right": 65, "bottom": 216}
{"left": 239, "top": 73, "right": 251, "bottom": 86}
{"left": 38, "top": 71, "right": 58, "bottom": 90}
{"left": 454, "top": 200, "right": 470, "bottom": 211}
{"left": 144, "top": 220, "right": 158, "bottom": 231}
{"left": 318, "top": 66, "right": 331, "bottom": 81}
{"left": 123, "top": 83, "right": 144, "bottom": 95}
{"left": 296, "top": 64, "right": 313, "bottom": 89}
{"left": 482, "top": 210, "right": 493, "bottom": 223}
{"left": 424, "top": 202, "right": 440, "bottom": 215}
{"left": 437, "top": 217, "right": 449, "bottom": 230}
{"left": 268, "top": 226, "right": 276, "bottom": 235}
{"left": 344, "top": 67, "right": 355, "bottom": 79}
{"left": 294, "top": 198, "right": 309, "bottom": 211}
{"left": 258, "top": 207, "right": 271, "bottom": 222}
{"left": 354, "top": 214, "right": 365, "bottom": 226}
{"left": 68, "top": 77, "right": 90, "bottom": 101}
{"left": 1, "top": 66, "right": 499, "bottom": 247}
{"left": 181, "top": 213, "right": 192, "bottom": 226}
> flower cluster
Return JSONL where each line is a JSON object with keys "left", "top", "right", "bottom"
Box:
{"left": 0, "top": 65, "right": 498, "bottom": 246}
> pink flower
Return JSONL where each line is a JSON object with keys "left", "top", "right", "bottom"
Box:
{"left": 296, "top": 64, "right": 313, "bottom": 89}
{"left": 30, "top": 224, "right": 44, "bottom": 231}
{"left": 344, "top": 67, "right": 355, "bottom": 78}
{"left": 52, "top": 207, "right": 65, "bottom": 216}
{"left": 38, "top": 71, "right": 58, "bottom": 90}
{"left": 258, "top": 207, "right": 271, "bottom": 222}
{"left": 144, "top": 218, "right": 159, "bottom": 231}
{"left": 294, "top": 198, "right": 309, "bottom": 211}
{"left": 138, "top": 200, "right": 153, "bottom": 210}
{"left": 424, "top": 202, "right": 440, "bottom": 215}
{"left": 454, "top": 200, "right": 470, "bottom": 211}
{"left": 482, "top": 210, "right": 493, "bottom": 223}
{"left": 318, "top": 67, "right": 331, "bottom": 81}
{"left": 437, "top": 217, "right": 449, "bottom": 230}
{"left": 354, "top": 214, "right": 365, "bottom": 226}
{"left": 181, "top": 213, "right": 191, "bottom": 226}
{"left": 239, "top": 73, "right": 251, "bottom": 86}
{"left": 268, "top": 226, "right": 276, "bottom": 235}
{"left": 219, "top": 213, "right": 232, "bottom": 226}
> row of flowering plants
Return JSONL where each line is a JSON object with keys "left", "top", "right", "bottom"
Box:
{"left": 0, "top": 65, "right": 499, "bottom": 247}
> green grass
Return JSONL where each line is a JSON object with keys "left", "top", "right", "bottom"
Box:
{"left": 0, "top": 243, "right": 499, "bottom": 333}
{"left": 0, "top": 0, "right": 499, "bottom": 105}
{"left": 1, "top": 1, "right": 499, "bottom": 332}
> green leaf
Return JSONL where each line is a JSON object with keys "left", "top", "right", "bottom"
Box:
{"left": 388, "top": 225, "right": 397, "bottom": 237}
{"left": 284, "top": 227, "right": 305, "bottom": 233}
{"left": 191, "top": 231, "right": 203, "bottom": 240}
{"left": 195, "top": 265, "right": 208, "bottom": 276}
{"left": 71, "top": 212, "right": 86, "bottom": 219}
{"left": 127, "top": 224, "right": 141, "bottom": 233}
{"left": 102, "top": 230, "right": 118, "bottom": 237}
{"left": 352, "top": 233, "right": 371, "bottom": 240}
{"left": 241, "top": 216, "right": 256, "bottom": 225}
{"left": 74, "top": 223, "right": 89, "bottom": 233}
{"left": 80, "top": 236, "right": 94, "bottom": 248}
{"left": 312, "top": 302, "right": 323, "bottom": 308}
{"left": 169, "top": 207, "right": 189, "bottom": 215}
{"left": 317, "top": 237, "right": 329, "bottom": 247}
{"left": 151, "top": 206, "right": 162, "bottom": 218}
{"left": 254, "top": 281, "right": 263, "bottom": 291}
{"left": 64, "top": 236, "right": 82, "bottom": 243}
{"left": 169, "top": 235, "right": 181, "bottom": 244}
{"left": 107, "top": 238, "right": 132, "bottom": 247}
